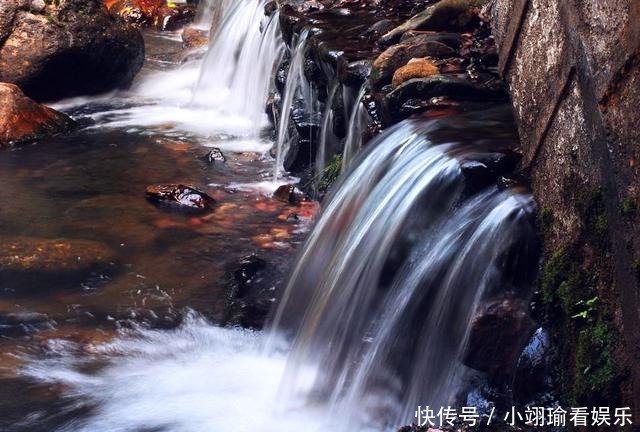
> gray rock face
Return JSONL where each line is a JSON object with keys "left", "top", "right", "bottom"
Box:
{"left": 489, "top": 0, "right": 640, "bottom": 414}
{"left": 0, "top": 0, "right": 144, "bottom": 102}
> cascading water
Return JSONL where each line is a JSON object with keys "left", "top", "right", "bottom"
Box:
{"left": 193, "top": 0, "right": 283, "bottom": 132}
{"left": 269, "top": 114, "right": 539, "bottom": 429}
{"left": 274, "top": 29, "right": 313, "bottom": 179}
{"left": 341, "top": 84, "right": 370, "bottom": 172}
{"left": 314, "top": 82, "right": 340, "bottom": 195}
{"left": 11, "top": 2, "right": 540, "bottom": 431}
{"left": 194, "top": 0, "right": 231, "bottom": 30}
{"left": 19, "top": 108, "right": 539, "bottom": 432}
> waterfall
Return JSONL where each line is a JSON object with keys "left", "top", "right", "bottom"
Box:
{"left": 269, "top": 115, "right": 539, "bottom": 428}
{"left": 194, "top": 0, "right": 231, "bottom": 30}
{"left": 274, "top": 29, "right": 312, "bottom": 180}
{"left": 341, "top": 84, "right": 370, "bottom": 172}
{"left": 193, "top": 0, "right": 283, "bottom": 133}
{"left": 314, "top": 82, "right": 340, "bottom": 195}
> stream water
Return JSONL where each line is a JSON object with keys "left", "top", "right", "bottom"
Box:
{"left": 0, "top": 3, "right": 539, "bottom": 432}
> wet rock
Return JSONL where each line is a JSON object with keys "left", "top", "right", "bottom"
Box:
{"left": 182, "top": 27, "right": 209, "bottom": 49}
{"left": 233, "top": 255, "right": 267, "bottom": 298}
{"left": 380, "top": 0, "right": 475, "bottom": 45}
{"left": 204, "top": 148, "right": 226, "bottom": 164}
{"left": 145, "top": 184, "right": 216, "bottom": 212}
{"left": 154, "top": 3, "right": 196, "bottom": 31}
{"left": 391, "top": 58, "right": 439, "bottom": 88}
{"left": 338, "top": 59, "right": 373, "bottom": 87}
{"left": 0, "top": 0, "right": 144, "bottom": 102}
{"left": 460, "top": 151, "right": 521, "bottom": 191}
{"left": 224, "top": 254, "right": 280, "bottom": 329}
{"left": 513, "top": 328, "right": 556, "bottom": 405}
{"left": 273, "top": 184, "right": 303, "bottom": 204}
{"left": 0, "top": 83, "right": 75, "bottom": 147}
{"left": 275, "top": 56, "right": 291, "bottom": 94}
{"left": 0, "top": 311, "right": 53, "bottom": 336}
{"left": 371, "top": 35, "right": 456, "bottom": 88}
{"left": 463, "top": 297, "right": 535, "bottom": 377}
{"left": 385, "top": 75, "right": 508, "bottom": 121}
{"left": 364, "top": 18, "right": 395, "bottom": 39}
{"left": 291, "top": 104, "right": 322, "bottom": 140}
{"left": 264, "top": 1, "right": 278, "bottom": 17}
{"left": 279, "top": 5, "right": 305, "bottom": 46}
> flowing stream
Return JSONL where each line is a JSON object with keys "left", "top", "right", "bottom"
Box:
{"left": 0, "top": 2, "right": 539, "bottom": 432}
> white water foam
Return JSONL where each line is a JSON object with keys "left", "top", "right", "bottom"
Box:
{"left": 22, "top": 314, "right": 355, "bottom": 432}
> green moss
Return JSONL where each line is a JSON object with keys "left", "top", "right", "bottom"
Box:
{"left": 576, "top": 189, "right": 610, "bottom": 251}
{"left": 574, "top": 318, "right": 616, "bottom": 398}
{"left": 319, "top": 154, "right": 342, "bottom": 193}
{"left": 541, "top": 247, "right": 572, "bottom": 305}
{"left": 538, "top": 207, "right": 554, "bottom": 232}
{"left": 620, "top": 196, "right": 637, "bottom": 217}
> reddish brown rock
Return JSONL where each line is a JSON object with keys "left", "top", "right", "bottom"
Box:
{"left": 0, "top": 83, "right": 75, "bottom": 147}
{"left": 391, "top": 58, "right": 439, "bottom": 87}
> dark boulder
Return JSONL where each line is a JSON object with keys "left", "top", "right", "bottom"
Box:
{"left": 0, "top": 0, "right": 144, "bottom": 102}
{"left": 463, "top": 297, "right": 535, "bottom": 377}
{"left": 338, "top": 59, "right": 373, "bottom": 87}
{"left": 0, "top": 83, "right": 75, "bottom": 147}
{"left": 145, "top": 184, "right": 216, "bottom": 212}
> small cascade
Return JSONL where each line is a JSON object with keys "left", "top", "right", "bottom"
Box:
{"left": 193, "top": 0, "right": 283, "bottom": 133}
{"left": 270, "top": 114, "right": 539, "bottom": 429}
{"left": 314, "top": 82, "right": 340, "bottom": 195}
{"left": 341, "top": 84, "right": 370, "bottom": 172}
{"left": 274, "top": 29, "right": 312, "bottom": 179}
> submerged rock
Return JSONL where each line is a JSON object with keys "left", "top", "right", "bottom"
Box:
{"left": 182, "top": 27, "right": 209, "bottom": 49}
{"left": 0, "top": 237, "right": 116, "bottom": 273}
{"left": 0, "top": 83, "right": 75, "bottom": 147}
{"left": 145, "top": 184, "right": 216, "bottom": 212}
{"left": 0, "top": 0, "right": 144, "bottom": 102}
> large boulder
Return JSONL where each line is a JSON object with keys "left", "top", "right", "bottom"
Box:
{"left": 0, "top": 0, "right": 144, "bottom": 102}
{"left": 0, "top": 83, "right": 75, "bottom": 147}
